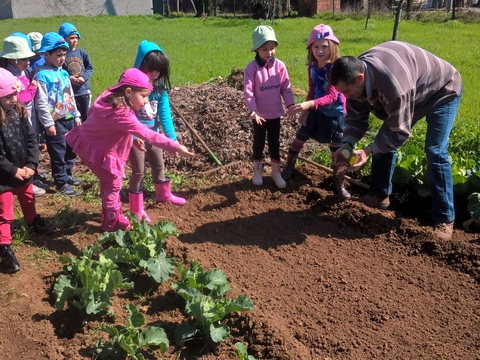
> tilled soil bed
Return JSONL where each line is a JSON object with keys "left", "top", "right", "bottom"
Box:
{"left": 0, "top": 83, "right": 479, "bottom": 360}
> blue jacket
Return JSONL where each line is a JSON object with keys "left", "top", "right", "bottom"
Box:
{"left": 133, "top": 40, "right": 176, "bottom": 140}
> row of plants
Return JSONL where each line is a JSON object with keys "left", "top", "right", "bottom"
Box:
{"left": 53, "top": 218, "right": 256, "bottom": 359}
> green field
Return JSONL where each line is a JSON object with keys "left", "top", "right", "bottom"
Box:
{"left": 2, "top": 14, "right": 480, "bottom": 196}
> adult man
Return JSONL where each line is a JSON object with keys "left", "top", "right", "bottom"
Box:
{"left": 330, "top": 41, "right": 462, "bottom": 241}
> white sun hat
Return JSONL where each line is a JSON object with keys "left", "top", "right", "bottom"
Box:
{"left": 0, "top": 36, "right": 36, "bottom": 59}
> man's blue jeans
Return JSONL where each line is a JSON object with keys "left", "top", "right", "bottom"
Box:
{"left": 370, "top": 92, "right": 462, "bottom": 224}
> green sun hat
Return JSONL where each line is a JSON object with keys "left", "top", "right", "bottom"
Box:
{"left": 251, "top": 25, "right": 278, "bottom": 52}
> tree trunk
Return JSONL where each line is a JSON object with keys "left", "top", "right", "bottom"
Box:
{"left": 406, "top": 0, "right": 412, "bottom": 20}
{"left": 392, "top": 0, "right": 404, "bottom": 41}
{"left": 365, "top": 0, "right": 372, "bottom": 29}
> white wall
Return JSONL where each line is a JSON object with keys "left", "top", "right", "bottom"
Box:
{"left": 0, "top": 0, "right": 153, "bottom": 19}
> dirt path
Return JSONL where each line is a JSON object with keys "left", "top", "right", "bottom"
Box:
{"left": 0, "top": 164, "right": 479, "bottom": 360}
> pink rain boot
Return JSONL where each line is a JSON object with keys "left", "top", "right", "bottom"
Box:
{"left": 154, "top": 178, "right": 186, "bottom": 206}
{"left": 101, "top": 208, "right": 131, "bottom": 232}
{"left": 129, "top": 192, "right": 152, "bottom": 222}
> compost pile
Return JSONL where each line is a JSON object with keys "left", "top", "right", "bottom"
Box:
{"left": 167, "top": 81, "right": 321, "bottom": 176}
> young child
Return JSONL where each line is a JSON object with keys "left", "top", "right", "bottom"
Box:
{"left": 0, "top": 68, "right": 53, "bottom": 273}
{"left": 128, "top": 40, "right": 185, "bottom": 223}
{"left": 282, "top": 24, "right": 350, "bottom": 199}
{"left": 27, "top": 32, "right": 49, "bottom": 173}
{"left": 27, "top": 32, "right": 46, "bottom": 70}
{"left": 243, "top": 25, "right": 294, "bottom": 189}
{"left": 65, "top": 68, "right": 194, "bottom": 232}
{"left": 33, "top": 32, "right": 83, "bottom": 197}
{"left": 0, "top": 35, "right": 48, "bottom": 197}
{"left": 58, "top": 22, "right": 94, "bottom": 122}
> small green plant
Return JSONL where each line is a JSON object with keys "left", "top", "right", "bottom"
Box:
{"left": 10, "top": 223, "right": 31, "bottom": 247}
{"left": 172, "top": 260, "right": 254, "bottom": 345}
{"left": 80, "top": 170, "right": 102, "bottom": 203}
{"left": 235, "top": 342, "right": 258, "bottom": 360}
{"left": 97, "top": 218, "right": 178, "bottom": 283}
{"left": 96, "top": 304, "right": 169, "bottom": 360}
{"left": 53, "top": 244, "right": 134, "bottom": 315}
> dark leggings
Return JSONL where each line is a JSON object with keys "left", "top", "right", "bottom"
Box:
{"left": 252, "top": 118, "right": 281, "bottom": 161}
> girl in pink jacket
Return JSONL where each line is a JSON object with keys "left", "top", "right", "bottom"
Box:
{"left": 243, "top": 25, "right": 294, "bottom": 189}
{"left": 66, "top": 68, "right": 193, "bottom": 232}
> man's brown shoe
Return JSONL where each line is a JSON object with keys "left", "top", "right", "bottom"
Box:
{"left": 434, "top": 222, "right": 454, "bottom": 241}
{"left": 358, "top": 194, "right": 390, "bottom": 210}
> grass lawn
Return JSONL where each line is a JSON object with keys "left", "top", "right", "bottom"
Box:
{"left": 2, "top": 13, "right": 480, "bottom": 180}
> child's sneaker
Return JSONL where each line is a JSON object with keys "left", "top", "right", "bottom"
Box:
{"left": 67, "top": 176, "right": 83, "bottom": 186}
{"left": 57, "top": 183, "right": 80, "bottom": 197}
{"left": 37, "top": 169, "right": 51, "bottom": 182}
{"left": 0, "top": 244, "right": 20, "bottom": 273}
{"left": 33, "top": 179, "right": 50, "bottom": 190}
{"left": 32, "top": 184, "right": 46, "bottom": 197}
{"left": 28, "top": 215, "right": 54, "bottom": 236}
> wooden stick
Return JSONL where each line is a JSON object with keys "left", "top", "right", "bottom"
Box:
{"left": 279, "top": 148, "right": 369, "bottom": 190}
{"left": 170, "top": 101, "right": 222, "bottom": 166}
{"left": 199, "top": 161, "right": 244, "bottom": 175}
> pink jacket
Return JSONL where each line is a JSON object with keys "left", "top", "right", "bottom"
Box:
{"left": 16, "top": 74, "right": 37, "bottom": 104}
{"left": 66, "top": 90, "right": 179, "bottom": 178}
{"left": 243, "top": 57, "right": 294, "bottom": 119}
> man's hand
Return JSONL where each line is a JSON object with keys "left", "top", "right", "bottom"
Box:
{"left": 332, "top": 146, "right": 368, "bottom": 171}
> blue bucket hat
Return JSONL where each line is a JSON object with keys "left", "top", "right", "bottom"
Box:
{"left": 58, "top": 22, "right": 81, "bottom": 39}
{"left": 38, "top": 32, "right": 70, "bottom": 53}
{"left": 10, "top": 32, "right": 33, "bottom": 51}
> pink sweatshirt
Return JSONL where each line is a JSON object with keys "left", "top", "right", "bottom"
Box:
{"left": 66, "top": 90, "right": 179, "bottom": 178}
{"left": 243, "top": 57, "right": 294, "bottom": 119}
{"left": 16, "top": 74, "right": 37, "bottom": 104}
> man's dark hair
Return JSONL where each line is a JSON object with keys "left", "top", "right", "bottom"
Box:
{"left": 330, "top": 56, "right": 365, "bottom": 86}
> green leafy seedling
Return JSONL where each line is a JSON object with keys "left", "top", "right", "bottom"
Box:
{"left": 53, "top": 244, "right": 134, "bottom": 315}
{"left": 98, "top": 219, "right": 178, "bottom": 283}
{"left": 235, "top": 342, "right": 258, "bottom": 360}
{"left": 96, "top": 304, "right": 169, "bottom": 360}
{"left": 172, "top": 260, "right": 254, "bottom": 345}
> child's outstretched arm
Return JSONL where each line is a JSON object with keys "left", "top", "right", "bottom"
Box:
{"left": 176, "top": 144, "right": 194, "bottom": 157}
{"left": 118, "top": 111, "right": 193, "bottom": 157}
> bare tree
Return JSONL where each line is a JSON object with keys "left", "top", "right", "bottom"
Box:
{"left": 392, "top": 0, "right": 405, "bottom": 40}
{"left": 246, "top": 0, "right": 283, "bottom": 20}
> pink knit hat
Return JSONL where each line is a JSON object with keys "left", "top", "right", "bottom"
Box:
{"left": 0, "top": 68, "right": 21, "bottom": 98}
{"left": 306, "top": 24, "right": 339, "bottom": 49}
{"left": 108, "top": 68, "right": 153, "bottom": 92}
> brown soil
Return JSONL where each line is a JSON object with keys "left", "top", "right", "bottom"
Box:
{"left": 1, "top": 83, "right": 479, "bottom": 360}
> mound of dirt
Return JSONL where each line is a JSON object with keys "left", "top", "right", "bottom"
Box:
{"left": 167, "top": 83, "right": 322, "bottom": 176}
